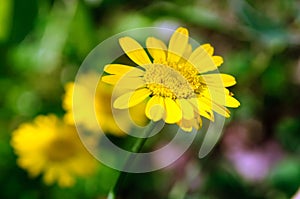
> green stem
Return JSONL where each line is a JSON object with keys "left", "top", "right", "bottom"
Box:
{"left": 107, "top": 121, "right": 157, "bottom": 199}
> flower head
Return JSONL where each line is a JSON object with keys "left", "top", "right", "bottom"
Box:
{"left": 102, "top": 27, "right": 240, "bottom": 132}
{"left": 11, "top": 115, "right": 97, "bottom": 187}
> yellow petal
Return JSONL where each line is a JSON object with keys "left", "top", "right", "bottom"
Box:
{"left": 203, "top": 87, "right": 230, "bottom": 97}
{"left": 200, "top": 96, "right": 230, "bottom": 118}
{"left": 187, "top": 45, "right": 216, "bottom": 73}
{"left": 164, "top": 98, "right": 182, "bottom": 123}
{"left": 183, "top": 44, "right": 192, "bottom": 59}
{"left": 114, "top": 88, "right": 151, "bottom": 109}
{"left": 181, "top": 126, "right": 193, "bottom": 132}
{"left": 58, "top": 173, "right": 74, "bottom": 187}
{"left": 104, "top": 64, "right": 145, "bottom": 76}
{"left": 43, "top": 167, "right": 56, "bottom": 185}
{"left": 167, "top": 27, "right": 189, "bottom": 63}
{"left": 202, "top": 74, "right": 237, "bottom": 87}
{"left": 119, "top": 37, "right": 152, "bottom": 67}
{"left": 146, "top": 37, "right": 167, "bottom": 63}
{"left": 178, "top": 115, "right": 202, "bottom": 132}
{"left": 101, "top": 75, "right": 121, "bottom": 85}
{"left": 178, "top": 44, "right": 192, "bottom": 64}
{"left": 201, "top": 44, "right": 214, "bottom": 56}
{"left": 202, "top": 88, "right": 226, "bottom": 106}
{"left": 188, "top": 98, "right": 214, "bottom": 121}
{"left": 213, "top": 56, "right": 223, "bottom": 67}
{"left": 203, "top": 89, "right": 240, "bottom": 108}
{"left": 194, "top": 116, "right": 202, "bottom": 129}
{"left": 115, "top": 76, "right": 146, "bottom": 90}
{"left": 178, "top": 99, "right": 194, "bottom": 120}
{"left": 145, "top": 95, "right": 165, "bottom": 121}
{"left": 179, "top": 119, "right": 193, "bottom": 132}
{"left": 101, "top": 73, "right": 146, "bottom": 89}
{"left": 220, "top": 74, "right": 237, "bottom": 87}
{"left": 224, "top": 95, "right": 240, "bottom": 107}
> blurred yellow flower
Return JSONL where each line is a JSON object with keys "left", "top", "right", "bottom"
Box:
{"left": 11, "top": 115, "right": 97, "bottom": 187}
{"left": 102, "top": 27, "right": 240, "bottom": 132}
{"left": 63, "top": 73, "right": 147, "bottom": 136}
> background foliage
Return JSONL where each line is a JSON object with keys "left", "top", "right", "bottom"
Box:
{"left": 1, "top": 0, "right": 300, "bottom": 198}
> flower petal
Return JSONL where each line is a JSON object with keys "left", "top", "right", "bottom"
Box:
{"left": 213, "top": 56, "right": 223, "bottom": 67}
{"left": 164, "top": 98, "right": 182, "bottom": 123}
{"left": 220, "top": 74, "right": 237, "bottom": 87}
{"left": 43, "top": 167, "right": 56, "bottom": 185}
{"left": 145, "top": 95, "right": 165, "bottom": 121}
{"left": 188, "top": 98, "right": 214, "bottom": 121}
{"left": 183, "top": 44, "right": 193, "bottom": 58}
{"left": 119, "top": 37, "right": 152, "bottom": 67}
{"left": 102, "top": 71, "right": 146, "bottom": 89}
{"left": 200, "top": 96, "right": 230, "bottom": 118}
{"left": 104, "top": 64, "right": 145, "bottom": 76}
{"left": 178, "top": 99, "right": 194, "bottom": 120}
{"left": 179, "top": 119, "right": 193, "bottom": 132}
{"left": 101, "top": 75, "right": 121, "bottom": 85}
{"left": 178, "top": 115, "right": 202, "bottom": 132}
{"left": 114, "top": 88, "right": 151, "bottom": 109}
{"left": 202, "top": 89, "right": 240, "bottom": 108}
{"left": 146, "top": 37, "right": 167, "bottom": 63}
{"left": 115, "top": 76, "right": 146, "bottom": 90}
{"left": 187, "top": 45, "right": 217, "bottom": 73}
{"left": 201, "top": 44, "right": 214, "bottom": 56}
{"left": 224, "top": 95, "right": 240, "bottom": 107}
{"left": 167, "top": 27, "right": 189, "bottom": 63}
{"left": 202, "top": 74, "right": 237, "bottom": 87}
{"left": 178, "top": 44, "right": 193, "bottom": 64}
{"left": 193, "top": 116, "right": 202, "bottom": 129}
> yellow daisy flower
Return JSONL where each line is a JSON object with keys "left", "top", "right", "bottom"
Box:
{"left": 11, "top": 115, "right": 97, "bottom": 187}
{"left": 102, "top": 27, "right": 240, "bottom": 132}
{"left": 63, "top": 72, "right": 147, "bottom": 136}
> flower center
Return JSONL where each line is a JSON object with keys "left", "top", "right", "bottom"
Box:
{"left": 143, "top": 64, "right": 194, "bottom": 99}
{"left": 45, "top": 138, "right": 77, "bottom": 162}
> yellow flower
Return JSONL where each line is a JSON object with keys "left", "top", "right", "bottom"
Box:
{"left": 63, "top": 72, "right": 147, "bottom": 136}
{"left": 11, "top": 115, "right": 97, "bottom": 187}
{"left": 102, "top": 27, "right": 240, "bottom": 132}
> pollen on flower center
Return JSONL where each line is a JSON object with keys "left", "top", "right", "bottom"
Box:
{"left": 45, "top": 138, "right": 76, "bottom": 162}
{"left": 143, "top": 64, "right": 194, "bottom": 99}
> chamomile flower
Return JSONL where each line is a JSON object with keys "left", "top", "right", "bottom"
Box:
{"left": 102, "top": 27, "right": 240, "bottom": 131}
{"left": 11, "top": 115, "right": 97, "bottom": 187}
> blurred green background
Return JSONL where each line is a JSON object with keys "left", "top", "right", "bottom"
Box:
{"left": 1, "top": 0, "right": 300, "bottom": 198}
